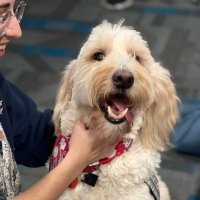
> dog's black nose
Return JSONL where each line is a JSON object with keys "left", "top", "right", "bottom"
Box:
{"left": 112, "top": 70, "right": 134, "bottom": 89}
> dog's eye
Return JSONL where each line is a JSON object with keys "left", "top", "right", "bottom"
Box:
{"left": 132, "top": 54, "right": 140, "bottom": 63}
{"left": 93, "top": 52, "right": 105, "bottom": 61}
{"left": 136, "top": 56, "right": 140, "bottom": 63}
{"left": 131, "top": 54, "right": 140, "bottom": 63}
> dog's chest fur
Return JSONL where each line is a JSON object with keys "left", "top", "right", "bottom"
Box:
{"left": 58, "top": 102, "right": 170, "bottom": 200}
{"left": 58, "top": 141, "right": 160, "bottom": 200}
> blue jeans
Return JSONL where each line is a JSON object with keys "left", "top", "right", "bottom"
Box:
{"left": 170, "top": 106, "right": 200, "bottom": 156}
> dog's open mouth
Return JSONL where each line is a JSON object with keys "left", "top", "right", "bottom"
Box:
{"left": 100, "top": 94, "right": 134, "bottom": 124}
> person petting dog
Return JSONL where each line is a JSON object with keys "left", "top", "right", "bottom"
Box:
{"left": 0, "top": 0, "right": 121, "bottom": 199}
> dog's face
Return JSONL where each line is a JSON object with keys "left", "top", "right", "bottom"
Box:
{"left": 54, "top": 21, "right": 179, "bottom": 150}
{"left": 72, "top": 21, "right": 154, "bottom": 125}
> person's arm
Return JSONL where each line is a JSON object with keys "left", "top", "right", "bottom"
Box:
{"left": 0, "top": 72, "right": 55, "bottom": 167}
{"left": 13, "top": 150, "right": 85, "bottom": 200}
{"left": 12, "top": 121, "right": 120, "bottom": 200}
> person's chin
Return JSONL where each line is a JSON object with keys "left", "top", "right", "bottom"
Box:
{"left": 0, "top": 49, "right": 5, "bottom": 57}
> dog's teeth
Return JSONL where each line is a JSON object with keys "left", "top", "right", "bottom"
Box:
{"left": 121, "top": 108, "right": 128, "bottom": 117}
{"left": 108, "top": 106, "right": 128, "bottom": 120}
{"left": 108, "top": 107, "right": 117, "bottom": 119}
{"left": 111, "top": 113, "right": 116, "bottom": 118}
{"left": 108, "top": 106, "right": 112, "bottom": 115}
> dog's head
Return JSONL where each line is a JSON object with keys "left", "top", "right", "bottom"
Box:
{"left": 53, "top": 20, "right": 179, "bottom": 151}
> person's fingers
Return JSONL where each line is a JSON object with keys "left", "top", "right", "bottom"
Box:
{"left": 75, "top": 121, "right": 85, "bottom": 129}
{"left": 73, "top": 121, "right": 91, "bottom": 135}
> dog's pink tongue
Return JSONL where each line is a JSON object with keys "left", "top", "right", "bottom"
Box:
{"left": 110, "top": 97, "right": 134, "bottom": 123}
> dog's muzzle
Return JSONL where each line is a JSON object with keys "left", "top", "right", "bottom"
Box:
{"left": 100, "top": 94, "right": 134, "bottom": 125}
{"left": 99, "top": 69, "right": 134, "bottom": 125}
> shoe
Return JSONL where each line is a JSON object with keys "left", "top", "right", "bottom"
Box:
{"left": 101, "top": 0, "right": 134, "bottom": 10}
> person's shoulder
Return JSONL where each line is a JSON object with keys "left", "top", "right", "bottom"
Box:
{"left": 0, "top": 73, "right": 6, "bottom": 96}
{"left": 0, "top": 72, "right": 5, "bottom": 80}
{"left": 0, "top": 72, "right": 8, "bottom": 90}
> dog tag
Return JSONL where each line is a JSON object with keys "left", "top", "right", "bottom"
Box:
{"left": 81, "top": 173, "right": 98, "bottom": 187}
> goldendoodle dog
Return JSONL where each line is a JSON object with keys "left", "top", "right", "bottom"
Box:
{"left": 50, "top": 20, "right": 179, "bottom": 200}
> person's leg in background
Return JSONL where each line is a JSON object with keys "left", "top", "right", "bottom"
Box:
{"left": 170, "top": 106, "right": 200, "bottom": 156}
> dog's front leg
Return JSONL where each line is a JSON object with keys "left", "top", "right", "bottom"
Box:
{"left": 60, "top": 101, "right": 80, "bottom": 136}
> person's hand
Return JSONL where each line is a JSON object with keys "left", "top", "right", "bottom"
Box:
{"left": 68, "top": 121, "right": 122, "bottom": 167}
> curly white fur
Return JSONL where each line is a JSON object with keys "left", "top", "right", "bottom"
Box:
{"left": 52, "top": 20, "right": 179, "bottom": 200}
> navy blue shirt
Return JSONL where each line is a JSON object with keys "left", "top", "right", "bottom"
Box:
{"left": 0, "top": 72, "right": 56, "bottom": 199}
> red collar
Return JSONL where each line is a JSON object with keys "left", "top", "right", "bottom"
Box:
{"left": 49, "top": 132, "right": 133, "bottom": 173}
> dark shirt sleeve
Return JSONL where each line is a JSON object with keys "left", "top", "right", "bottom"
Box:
{"left": 0, "top": 73, "right": 56, "bottom": 167}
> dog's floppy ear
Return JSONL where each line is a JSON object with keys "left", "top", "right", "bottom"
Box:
{"left": 53, "top": 60, "right": 76, "bottom": 136}
{"left": 140, "top": 63, "right": 179, "bottom": 151}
